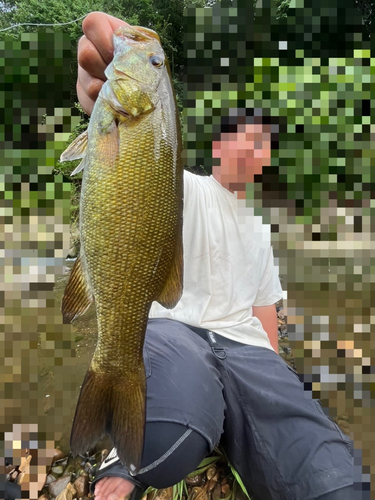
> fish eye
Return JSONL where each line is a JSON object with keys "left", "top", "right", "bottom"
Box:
{"left": 149, "top": 55, "right": 164, "bottom": 68}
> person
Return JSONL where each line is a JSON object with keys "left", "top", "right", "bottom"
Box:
{"left": 75, "top": 12, "right": 354, "bottom": 500}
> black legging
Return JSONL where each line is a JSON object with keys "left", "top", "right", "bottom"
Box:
{"left": 136, "top": 422, "right": 209, "bottom": 489}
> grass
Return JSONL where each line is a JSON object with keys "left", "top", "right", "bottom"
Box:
{"left": 144, "top": 448, "right": 251, "bottom": 500}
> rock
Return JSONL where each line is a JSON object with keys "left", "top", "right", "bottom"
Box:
{"left": 206, "top": 466, "right": 216, "bottom": 481}
{"left": 154, "top": 487, "right": 173, "bottom": 500}
{"left": 188, "top": 487, "right": 202, "bottom": 500}
{"left": 55, "top": 482, "right": 76, "bottom": 500}
{"left": 77, "top": 468, "right": 89, "bottom": 477}
{"left": 194, "top": 487, "right": 208, "bottom": 500}
{"left": 63, "top": 465, "right": 76, "bottom": 477}
{"left": 221, "top": 483, "right": 230, "bottom": 496}
{"left": 38, "top": 494, "right": 50, "bottom": 500}
{"left": 74, "top": 475, "right": 89, "bottom": 497}
{"left": 62, "top": 457, "right": 76, "bottom": 477}
{"left": 186, "top": 474, "right": 202, "bottom": 487}
{"left": 74, "top": 456, "right": 85, "bottom": 470}
{"left": 52, "top": 449, "right": 67, "bottom": 463}
{"left": 48, "top": 475, "right": 71, "bottom": 498}
{"left": 51, "top": 465, "right": 64, "bottom": 476}
{"left": 45, "top": 474, "right": 57, "bottom": 485}
{"left": 208, "top": 473, "right": 219, "bottom": 492}
{"left": 211, "top": 483, "right": 221, "bottom": 500}
{"left": 101, "top": 449, "right": 109, "bottom": 463}
{"left": 84, "top": 461, "right": 93, "bottom": 474}
{"left": 90, "top": 451, "right": 102, "bottom": 465}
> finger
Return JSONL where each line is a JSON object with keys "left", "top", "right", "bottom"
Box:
{"left": 77, "top": 65, "right": 104, "bottom": 103}
{"left": 97, "top": 476, "right": 122, "bottom": 498}
{"left": 94, "top": 476, "right": 109, "bottom": 493}
{"left": 76, "top": 78, "right": 94, "bottom": 116}
{"left": 78, "top": 35, "right": 108, "bottom": 82}
{"left": 82, "top": 12, "right": 130, "bottom": 65}
{"left": 94, "top": 477, "right": 111, "bottom": 500}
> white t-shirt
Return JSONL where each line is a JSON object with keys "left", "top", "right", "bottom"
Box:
{"left": 149, "top": 170, "right": 283, "bottom": 350}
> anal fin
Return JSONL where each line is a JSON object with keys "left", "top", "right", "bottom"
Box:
{"left": 61, "top": 256, "right": 93, "bottom": 323}
{"left": 156, "top": 224, "right": 183, "bottom": 309}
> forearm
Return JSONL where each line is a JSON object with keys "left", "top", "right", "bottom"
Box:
{"left": 252, "top": 304, "right": 279, "bottom": 352}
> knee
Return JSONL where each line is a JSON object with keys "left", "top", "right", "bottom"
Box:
{"left": 137, "top": 422, "right": 210, "bottom": 489}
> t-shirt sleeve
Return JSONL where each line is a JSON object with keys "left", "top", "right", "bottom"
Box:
{"left": 253, "top": 246, "right": 283, "bottom": 307}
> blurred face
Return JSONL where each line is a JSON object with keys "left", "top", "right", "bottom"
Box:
{"left": 212, "top": 123, "right": 271, "bottom": 198}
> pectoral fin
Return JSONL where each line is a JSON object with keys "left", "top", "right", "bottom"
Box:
{"left": 61, "top": 256, "right": 93, "bottom": 323}
{"left": 60, "top": 130, "right": 88, "bottom": 162}
{"left": 98, "top": 120, "right": 119, "bottom": 167}
{"left": 70, "top": 158, "right": 87, "bottom": 176}
{"left": 156, "top": 226, "right": 183, "bottom": 309}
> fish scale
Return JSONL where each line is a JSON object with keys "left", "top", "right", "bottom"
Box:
{"left": 60, "top": 24, "right": 183, "bottom": 473}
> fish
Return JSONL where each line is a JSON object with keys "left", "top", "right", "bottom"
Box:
{"left": 60, "top": 25, "right": 183, "bottom": 474}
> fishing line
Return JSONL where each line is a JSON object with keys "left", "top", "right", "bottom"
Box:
{"left": 0, "top": 14, "right": 88, "bottom": 32}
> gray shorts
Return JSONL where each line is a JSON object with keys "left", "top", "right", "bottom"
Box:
{"left": 143, "top": 318, "right": 354, "bottom": 500}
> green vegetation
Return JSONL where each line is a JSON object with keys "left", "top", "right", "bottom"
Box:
{"left": 145, "top": 450, "right": 251, "bottom": 500}
{"left": 355, "top": 0, "right": 375, "bottom": 37}
{"left": 0, "top": 0, "right": 373, "bottom": 226}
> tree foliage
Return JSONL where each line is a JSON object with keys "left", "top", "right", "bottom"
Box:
{"left": 274, "top": 0, "right": 291, "bottom": 19}
{"left": 0, "top": 0, "right": 186, "bottom": 106}
{"left": 355, "top": 0, "right": 375, "bottom": 36}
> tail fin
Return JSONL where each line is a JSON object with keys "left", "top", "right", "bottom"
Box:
{"left": 70, "top": 367, "right": 146, "bottom": 473}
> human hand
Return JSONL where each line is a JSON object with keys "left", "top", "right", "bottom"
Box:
{"left": 77, "top": 12, "right": 130, "bottom": 115}
{"left": 94, "top": 476, "right": 135, "bottom": 500}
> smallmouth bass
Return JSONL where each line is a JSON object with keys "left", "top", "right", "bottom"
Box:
{"left": 60, "top": 25, "right": 183, "bottom": 473}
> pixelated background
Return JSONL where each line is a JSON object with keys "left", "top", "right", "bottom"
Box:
{"left": 0, "top": 0, "right": 374, "bottom": 497}
{"left": 0, "top": 31, "right": 83, "bottom": 497}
